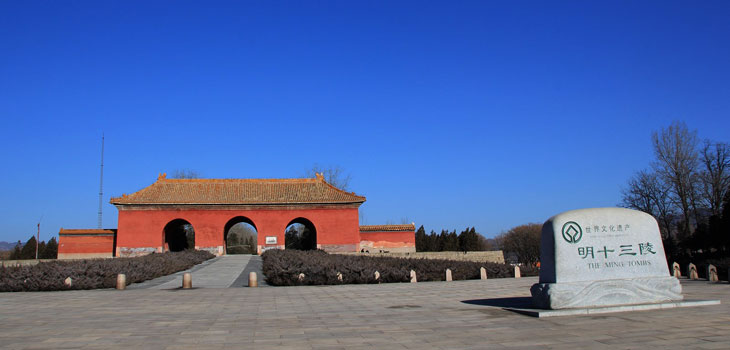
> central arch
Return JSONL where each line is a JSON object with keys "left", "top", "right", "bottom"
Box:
{"left": 224, "top": 216, "right": 258, "bottom": 254}
{"left": 164, "top": 219, "right": 195, "bottom": 252}
{"left": 285, "top": 217, "right": 317, "bottom": 250}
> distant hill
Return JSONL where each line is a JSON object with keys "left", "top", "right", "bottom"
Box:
{"left": 0, "top": 241, "right": 21, "bottom": 251}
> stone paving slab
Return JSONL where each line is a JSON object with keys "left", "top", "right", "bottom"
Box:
{"left": 0, "top": 277, "right": 728, "bottom": 349}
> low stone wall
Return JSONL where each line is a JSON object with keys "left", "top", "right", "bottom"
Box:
{"left": 335, "top": 251, "right": 505, "bottom": 264}
{"left": 1, "top": 259, "right": 56, "bottom": 267}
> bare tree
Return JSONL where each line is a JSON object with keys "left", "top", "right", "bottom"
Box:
{"left": 621, "top": 170, "right": 674, "bottom": 239}
{"left": 494, "top": 223, "right": 542, "bottom": 265}
{"left": 171, "top": 169, "right": 202, "bottom": 179}
{"left": 652, "top": 121, "right": 699, "bottom": 235}
{"left": 305, "top": 164, "right": 351, "bottom": 191}
{"left": 699, "top": 140, "right": 730, "bottom": 217}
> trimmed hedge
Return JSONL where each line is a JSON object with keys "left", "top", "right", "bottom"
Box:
{"left": 262, "top": 249, "right": 538, "bottom": 286}
{"left": 0, "top": 250, "right": 214, "bottom": 292}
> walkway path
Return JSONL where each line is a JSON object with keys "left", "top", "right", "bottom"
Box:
{"left": 128, "top": 254, "right": 267, "bottom": 289}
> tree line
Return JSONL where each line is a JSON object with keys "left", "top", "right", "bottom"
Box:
{"left": 414, "top": 224, "right": 543, "bottom": 266}
{"left": 7, "top": 236, "right": 58, "bottom": 260}
{"left": 621, "top": 121, "right": 730, "bottom": 261}
{"left": 415, "top": 226, "right": 495, "bottom": 252}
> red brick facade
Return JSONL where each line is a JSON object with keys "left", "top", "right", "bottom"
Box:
{"left": 359, "top": 224, "right": 416, "bottom": 253}
{"left": 58, "top": 229, "right": 116, "bottom": 259}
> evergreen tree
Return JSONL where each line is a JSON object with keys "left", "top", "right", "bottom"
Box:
{"left": 9, "top": 240, "right": 22, "bottom": 260}
{"left": 415, "top": 226, "right": 427, "bottom": 252}
{"left": 427, "top": 230, "right": 440, "bottom": 251}
{"left": 458, "top": 227, "right": 480, "bottom": 252}
{"left": 37, "top": 241, "right": 46, "bottom": 259}
{"left": 19, "top": 236, "right": 37, "bottom": 260}
{"left": 41, "top": 237, "right": 58, "bottom": 259}
{"left": 442, "top": 230, "right": 459, "bottom": 251}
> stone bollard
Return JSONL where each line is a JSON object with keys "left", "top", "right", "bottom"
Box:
{"left": 688, "top": 263, "right": 699, "bottom": 280}
{"left": 248, "top": 272, "right": 258, "bottom": 287}
{"left": 672, "top": 262, "right": 681, "bottom": 278}
{"left": 116, "top": 274, "right": 127, "bottom": 290}
{"left": 708, "top": 265, "right": 718, "bottom": 283}
{"left": 336, "top": 272, "right": 343, "bottom": 282}
{"left": 374, "top": 271, "right": 380, "bottom": 282}
{"left": 298, "top": 273, "right": 305, "bottom": 282}
{"left": 64, "top": 277, "right": 72, "bottom": 287}
{"left": 514, "top": 266, "right": 521, "bottom": 278}
{"left": 445, "top": 269, "right": 452, "bottom": 282}
{"left": 480, "top": 267, "right": 487, "bottom": 280}
{"left": 182, "top": 273, "right": 192, "bottom": 289}
{"left": 410, "top": 270, "right": 417, "bottom": 283}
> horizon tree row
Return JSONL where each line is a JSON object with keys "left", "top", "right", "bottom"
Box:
{"left": 414, "top": 226, "right": 493, "bottom": 252}
{"left": 7, "top": 236, "right": 58, "bottom": 260}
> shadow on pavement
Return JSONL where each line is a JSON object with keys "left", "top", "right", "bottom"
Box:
{"left": 461, "top": 296, "right": 534, "bottom": 309}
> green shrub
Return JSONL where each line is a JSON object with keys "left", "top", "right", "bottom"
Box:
{"left": 0, "top": 250, "right": 214, "bottom": 292}
{"left": 262, "top": 249, "right": 538, "bottom": 286}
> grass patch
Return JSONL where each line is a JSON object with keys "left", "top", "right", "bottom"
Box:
{"left": 0, "top": 250, "right": 214, "bottom": 292}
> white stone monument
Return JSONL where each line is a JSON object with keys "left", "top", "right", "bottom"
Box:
{"left": 531, "top": 207, "right": 682, "bottom": 309}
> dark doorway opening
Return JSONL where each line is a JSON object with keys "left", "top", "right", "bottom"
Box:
{"left": 164, "top": 219, "right": 195, "bottom": 252}
{"left": 224, "top": 217, "right": 258, "bottom": 255}
{"left": 285, "top": 218, "right": 317, "bottom": 250}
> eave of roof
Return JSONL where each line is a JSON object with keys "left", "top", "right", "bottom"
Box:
{"left": 360, "top": 224, "right": 416, "bottom": 232}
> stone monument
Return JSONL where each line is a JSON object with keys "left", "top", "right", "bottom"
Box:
{"left": 531, "top": 207, "right": 682, "bottom": 309}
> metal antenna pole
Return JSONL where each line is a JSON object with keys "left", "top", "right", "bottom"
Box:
{"left": 36, "top": 222, "right": 39, "bottom": 259}
{"left": 98, "top": 133, "right": 104, "bottom": 229}
{"left": 36, "top": 215, "right": 42, "bottom": 259}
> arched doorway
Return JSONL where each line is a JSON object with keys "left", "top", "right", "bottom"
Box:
{"left": 224, "top": 216, "right": 258, "bottom": 254}
{"left": 285, "top": 218, "right": 317, "bottom": 250}
{"left": 164, "top": 219, "right": 195, "bottom": 252}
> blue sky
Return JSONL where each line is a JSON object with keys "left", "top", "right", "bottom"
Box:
{"left": 1, "top": 1, "right": 729, "bottom": 243}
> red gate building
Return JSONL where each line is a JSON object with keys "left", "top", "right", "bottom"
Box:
{"left": 57, "top": 173, "right": 416, "bottom": 258}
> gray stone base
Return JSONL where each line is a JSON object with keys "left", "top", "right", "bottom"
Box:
{"left": 531, "top": 276, "right": 683, "bottom": 309}
{"left": 507, "top": 299, "right": 720, "bottom": 318}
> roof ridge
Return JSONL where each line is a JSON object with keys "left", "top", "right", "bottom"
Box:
{"left": 160, "top": 178, "right": 319, "bottom": 183}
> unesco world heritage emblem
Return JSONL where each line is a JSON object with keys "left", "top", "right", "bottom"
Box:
{"left": 561, "top": 221, "right": 582, "bottom": 244}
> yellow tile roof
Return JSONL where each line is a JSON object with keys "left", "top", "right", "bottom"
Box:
{"left": 359, "top": 224, "right": 415, "bottom": 232}
{"left": 110, "top": 173, "right": 366, "bottom": 205}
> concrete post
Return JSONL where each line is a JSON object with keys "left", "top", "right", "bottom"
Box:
{"left": 514, "top": 266, "right": 521, "bottom": 278}
{"left": 248, "top": 272, "right": 258, "bottom": 287}
{"left": 182, "top": 273, "right": 192, "bottom": 289}
{"left": 707, "top": 265, "right": 718, "bottom": 283}
{"left": 445, "top": 269, "right": 452, "bottom": 282}
{"left": 410, "top": 270, "right": 417, "bottom": 283}
{"left": 116, "top": 274, "right": 126, "bottom": 290}
{"left": 688, "top": 263, "right": 698, "bottom": 280}
{"left": 480, "top": 267, "right": 487, "bottom": 280}
{"left": 672, "top": 262, "right": 681, "bottom": 277}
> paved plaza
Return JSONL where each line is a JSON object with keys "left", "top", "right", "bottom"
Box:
{"left": 1, "top": 274, "right": 728, "bottom": 350}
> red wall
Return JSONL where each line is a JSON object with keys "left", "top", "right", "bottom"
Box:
{"left": 116, "top": 206, "right": 360, "bottom": 256}
{"left": 58, "top": 235, "right": 115, "bottom": 259}
{"left": 359, "top": 231, "right": 416, "bottom": 252}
